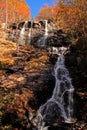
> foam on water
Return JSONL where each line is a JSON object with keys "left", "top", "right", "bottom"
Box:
{"left": 37, "top": 47, "right": 76, "bottom": 130}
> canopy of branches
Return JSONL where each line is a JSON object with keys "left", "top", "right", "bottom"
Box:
{"left": 36, "top": 0, "right": 87, "bottom": 34}
{"left": 0, "top": 0, "right": 30, "bottom": 24}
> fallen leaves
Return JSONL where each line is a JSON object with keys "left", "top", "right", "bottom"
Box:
{"left": 0, "top": 38, "right": 17, "bottom": 65}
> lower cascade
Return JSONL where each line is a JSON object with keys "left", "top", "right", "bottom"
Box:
{"left": 36, "top": 47, "right": 76, "bottom": 130}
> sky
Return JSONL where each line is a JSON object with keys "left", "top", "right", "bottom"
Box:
{"left": 25, "top": 0, "right": 53, "bottom": 18}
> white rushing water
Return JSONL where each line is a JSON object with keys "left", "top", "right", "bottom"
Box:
{"left": 18, "top": 21, "right": 28, "bottom": 46}
{"left": 52, "top": 54, "right": 74, "bottom": 122}
{"left": 37, "top": 20, "right": 49, "bottom": 48}
{"left": 28, "top": 28, "right": 32, "bottom": 44}
{"left": 44, "top": 20, "right": 48, "bottom": 36}
{"left": 21, "top": 21, "right": 28, "bottom": 35}
{"left": 37, "top": 47, "right": 75, "bottom": 130}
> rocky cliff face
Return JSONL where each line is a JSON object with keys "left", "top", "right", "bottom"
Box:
{"left": 0, "top": 39, "right": 55, "bottom": 129}
{"left": 65, "top": 36, "right": 87, "bottom": 123}
{"left": 0, "top": 33, "right": 87, "bottom": 130}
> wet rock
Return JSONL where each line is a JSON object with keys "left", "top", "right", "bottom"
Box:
{"left": 45, "top": 30, "right": 70, "bottom": 47}
{"left": 65, "top": 36, "right": 87, "bottom": 124}
{"left": 7, "top": 23, "right": 71, "bottom": 49}
{"left": 0, "top": 32, "right": 87, "bottom": 129}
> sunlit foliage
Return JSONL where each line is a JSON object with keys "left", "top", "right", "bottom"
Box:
{"left": 37, "top": 0, "right": 87, "bottom": 35}
{"left": 0, "top": 0, "right": 30, "bottom": 23}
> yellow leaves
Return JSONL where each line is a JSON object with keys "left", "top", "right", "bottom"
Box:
{"left": 79, "top": 12, "right": 82, "bottom": 18}
{"left": 0, "top": 38, "right": 17, "bottom": 65}
{"left": 1, "top": 80, "right": 16, "bottom": 89}
{"left": 28, "top": 58, "right": 46, "bottom": 71}
{"left": 0, "top": 0, "right": 30, "bottom": 23}
{"left": 39, "top": 55, "right": 48, "bottom": 62}
{"left": 50, "top": 0, "right": 87, "bottom": 32}
{"left": 0, "top": 103, "right": 5, "bottom": 109}
{"left": 37, "top": 5, "right": 53, "bottom": 20}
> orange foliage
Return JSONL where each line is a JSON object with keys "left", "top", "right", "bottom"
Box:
{"left": 36, "top": 4, "right": 53, "bottom": 20}
{"left": 52, "top": 0, "right": 87, "bottom": 33}
{"left": 51, "top": 4, "right": 78, "bottom": 30}
{"left": 0, "top": 0, "right": 30, "bottom": 24}
{"left": 37, "top": 0, "right": 87, "bottom": 34}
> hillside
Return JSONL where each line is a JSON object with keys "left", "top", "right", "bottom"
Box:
{"left": 0, "top": 28, "right": 87, "bottom": 129}
{"left": 0, "top": 0, "right": 87, "bottom": 129}
{"left": 0, "top": 0, "right": 30, "bottom": 24}
{"left": 0, "top": 38, "right": 54, "bottom": 129}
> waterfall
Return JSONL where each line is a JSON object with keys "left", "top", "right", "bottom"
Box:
{"left": 52, "top": 54, "right": 74, "bottom": 122}
{"left": 36, "top": 47, "right": 76, "bottom": 130}
{"left": 20, "top": 21, "right": 28, "bottom": 35}
{"left": 45, "top": 20, "right": 48, "bottom": 36}
{"left": 18, "top": 21, "right": 28, "bottom": 46}
{"left": 36, "top": 20, "right": 49, "bottom": 48}
{"left": 28, "top": 20, "right": 33, "bottom": 44}
{"left": 28, "top": 28, "right": 31, "bottom": 44}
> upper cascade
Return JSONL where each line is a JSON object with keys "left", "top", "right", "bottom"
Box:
{"left": 7, "top": 19, "right": 70, "bottom": 48}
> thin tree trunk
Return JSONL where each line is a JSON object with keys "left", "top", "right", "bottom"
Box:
{"left": 6, "top": 0, "right": 8, "bottom": 29}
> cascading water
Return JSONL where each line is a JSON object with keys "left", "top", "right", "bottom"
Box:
{"left": 28, "top": 28, "right": 31, "bottom": 44}
{"left": 20, "top": 21, "right": 28, "bottom": 36}
{"left": 37, "top": 20, "right": 49, "bottom": 48}
{"left": 36, "top": 47, "right": 76, "bottom": 130}
{"left": 52, "top": 54, "right": 74, "bottom": 123}
{"left": 44, "top": 20, "right": 48, "bottom": 36}
{"left": 28, "top": 20, "right": 33, "bottom": 44}
{"left": 18, "top": 21, "right": 28, "bottom": 46}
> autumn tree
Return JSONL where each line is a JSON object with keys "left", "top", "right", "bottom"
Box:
{"left": 36, "top": 5, "right": 53, "bottom": 21}
{"left": 52, "top": 0, "right": 75, "bottom": 30}
{"left": 0, "top": 0, "right": 30, "bottom": 24}
{"left": 51, "top": 0, "right": 87, "bottom": 36}
{"left": 0, "top": 0, "right": 6, "bottom": 23}
{"left": 72, "top": 0, "right": 87, "bottom": 35}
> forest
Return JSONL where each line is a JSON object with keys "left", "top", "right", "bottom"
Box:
{"left": 0, "top": 0, "right": 87, "bottom": 37}
{"left": 0, "top": 0, "right": 30, "bottom": 23}
{"left": 0, "top": 0, "right": 87, "bottom": 130}
{"left": 37, "top": 0, "right": 87, "bottom": 37}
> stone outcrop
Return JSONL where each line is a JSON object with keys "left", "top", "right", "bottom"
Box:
{"left": 7, "top": 20, "right": 55, "bottom": 46}
{"left": 0, "top": 33, "right": 87, "bottom": 130}
{"left": 0, "top": 39, "right": 55, "bottom": 129}
{"left": 65, "top": 36, "right": 87, "bottom": 123}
